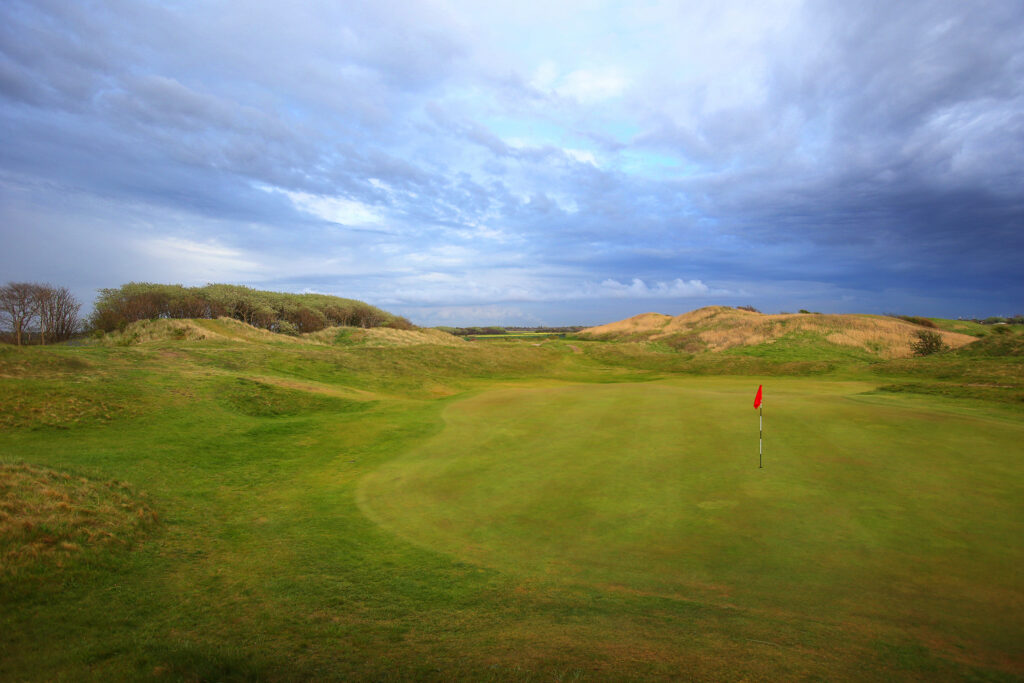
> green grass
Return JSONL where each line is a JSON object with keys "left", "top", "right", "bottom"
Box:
{"left": 722, "top": 330, "right": 879, "bottom": 362}
{"left": 360, "top": 379, "right": 1022, "bottom": 673}
{"left": 1, "top": 335, "right": 1022, "bottom": 680}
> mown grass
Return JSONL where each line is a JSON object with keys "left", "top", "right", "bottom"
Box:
{"left": 363, "top": 377, "right": 1023, "bottom": 675}
{"left": 0, "top": 330, "right": 1021, "bottom": 680}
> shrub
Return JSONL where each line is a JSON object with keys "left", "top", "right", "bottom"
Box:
{"left": 275, "top": 320, "right": 299, "bottom": 336}
{"left": 911, "top": 330, "right": 949, "bottom": 356}
{"left": 895, "top": 315, "right": 937, "bottom": 328}
{"left": 383, "top": 316, "right": 416, "bottom": 331}
{"left": 89, "top": 283, "right": 396, "bottom": 335}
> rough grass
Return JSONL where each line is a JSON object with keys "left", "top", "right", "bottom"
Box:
{"left": 304, "top": 325, "right": 465, "bottom": 347}
{"left": 580, "top": 307, "right": 978, "bottom": 358}
{"left": 0, "top": 462, "right": 157, "bottom": 577}
{"left": 91, "top": 318, "right": 467, "bottom": 350}
{"left": 95, "top": 317, "right": 316, "bottom": 346}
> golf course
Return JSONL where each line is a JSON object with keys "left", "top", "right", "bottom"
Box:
{"left": 1, "top": 312, "right": 1022, "bottom": 680}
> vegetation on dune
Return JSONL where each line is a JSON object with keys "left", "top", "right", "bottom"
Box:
{"left": 579, "top": 306, "right": 978, "bottom": 359}
{"left": 952, "top": 324, "right": 1024, "bottom": 357}
{"left": 89, "top": 282, "right": 410, "bottom": 335}
{"left": 910, "top": 329, "right": 950, "bottom": 356}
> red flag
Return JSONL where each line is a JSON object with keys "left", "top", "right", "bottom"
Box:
{"left": 753, "top": 385, "right": 763, "bottom": 409}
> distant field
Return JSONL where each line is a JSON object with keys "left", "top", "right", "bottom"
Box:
{"left": 1, "top": 324, "right": 1022, "bottom": 680}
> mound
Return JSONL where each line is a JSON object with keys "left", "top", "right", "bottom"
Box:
{"left": 579, "top": 307, "right": 977, "bottom": 358}
{"left": 578, "top": 312, "right": 673, "bottom": 340}
{"left": 952, "top": 327, "right": 1024, "bottom": 356}
{"left": 0, "top": 463, "right": 157, "bottom": 576}
{"left": 304, "top": 326, "right": 466, "bottom": 347}
{"left": 98, "top": 317, "right": 307, "bottom": 345}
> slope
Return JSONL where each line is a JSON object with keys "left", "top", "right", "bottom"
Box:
{"left": 579, "top": 306, "right": 978, "bottom": 359}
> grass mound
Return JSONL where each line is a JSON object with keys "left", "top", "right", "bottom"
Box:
{"left": 98, "top": 317, "right": 308, "bottom": 345}
{"left": 0, "top": 463, "right": 157, "bottom": 577}
{"left": 304, "top": 325, "right": 465, "bottom": 347}
{"left": 580, "top": 306, "right": 977, "bottom": 358}
{"left": 952, "top": 327, "right": 1024, "bottom": 357}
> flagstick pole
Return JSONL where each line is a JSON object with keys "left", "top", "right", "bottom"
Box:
{"left": 759, "top": 405, "right": 763, "bottom": 469}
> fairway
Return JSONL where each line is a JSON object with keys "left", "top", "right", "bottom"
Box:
{"left": 360, "top": 378, "right": 1023, "bottom": 666}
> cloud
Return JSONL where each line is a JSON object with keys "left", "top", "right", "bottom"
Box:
{"left": 276, "top": 189, "right": 385, "bottom": 226}
{"left": 554, "top": 68, "right": 629, "bottom": 104}
{"left": 591, "top": 278, "right": 712, "bottom": 299}
{"left": 135, "top": 237, "right": 265, "bottom": 282}
{"left": 1, "top": 0, "right": 1022, "bottom": 322}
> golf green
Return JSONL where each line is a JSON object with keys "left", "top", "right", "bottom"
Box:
{"left": 359, "top": 378, "right": 1023, "bottom": 659}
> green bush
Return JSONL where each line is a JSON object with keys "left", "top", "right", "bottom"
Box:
{"left": 911, "top": 330, "right": 949, "bottom": 356}
{"left": 89, "top": 283, "right": 400, "bottom": 335}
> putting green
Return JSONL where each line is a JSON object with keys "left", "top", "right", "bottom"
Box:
{"left": 358, "top": 378, "right": 1023, "bottom": 655}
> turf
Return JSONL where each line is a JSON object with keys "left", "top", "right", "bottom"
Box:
{"left": 360, "top": 379, "right": 1023, "bottom": 673}
{"left": 1, "top": 335, "right": 1022, "bottom": 680}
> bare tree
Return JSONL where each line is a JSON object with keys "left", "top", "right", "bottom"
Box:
{"left": 37, "top": 285, "right": 81, "bottom": 343}
{"left": 0, "top": 282, "right": 42, "bottom": 347}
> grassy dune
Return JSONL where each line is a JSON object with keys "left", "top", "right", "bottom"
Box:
{"left": 578, "top": 307, "right": 979, "bottom": 358}
{"left": 1, "top": 321, "right": 1022, "bottom": 680}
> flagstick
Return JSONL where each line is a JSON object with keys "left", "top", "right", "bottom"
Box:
{"left": 759, "top": 405, "right": 763, "bottom": 469}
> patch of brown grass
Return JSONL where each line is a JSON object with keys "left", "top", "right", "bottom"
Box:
{"left": 579, "top": 313, "right": 673, "bottom": 340}
{"left": 0, "top": 463, "right": 157, "bottom": 577}
{"left": 304, "top": 326, "right": 466, "bottom": 347}
{"left": 0, "top": 385, "right": 137, "bottom": 429}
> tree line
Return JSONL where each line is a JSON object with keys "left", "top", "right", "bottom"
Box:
{"left": 90, "top": 283, "right": 412, "bottom": 334}
{"left": 0, "top": 281, "right": 413, "bottom": 345}
{"left": 0, "top": 282, "right": 82, "bottom": 346}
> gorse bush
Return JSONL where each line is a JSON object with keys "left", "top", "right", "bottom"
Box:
{"left": 911, "top": 330, "right": 949, "bottom": 356}
{"left": 90, "top": 283, "right": 404, "bottom": 334}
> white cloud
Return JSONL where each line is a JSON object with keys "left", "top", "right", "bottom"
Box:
{"left": 135, "top": 237, "right": 264, "bottom": 281}
{"left": 564, "top": 148, "right": 598, "bottom": 166}
{"left": 285, "top": 191, "right": 383, "bottom": 225}
{"left": 256, "top": 184, "right": 385, "bottom": 226}
{"left": 592, "top": 278, "right": 711, "bottom": 298}
{"left": 557, "top": 67, "right": 628, "bottom": 103}
{"left": 526, "top": 61, "right": 629, "bottom": 103}
{"left": 405, "top": 304, "right": 538, "bottom": 326}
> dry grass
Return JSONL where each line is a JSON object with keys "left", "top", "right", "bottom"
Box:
{"left": 580, "top": 307, "right": 978, "bottom": 358}
{"left": 98, "top": 317, "right": 309, "bottom": 345}
{"left": 580, "top": 313, "right": 673, "bottom": 339}
{"left": 0, "top": 463, "right": 157, "bottom": 576}
{"left": 0, "top": 386, "right": 135, "bottom": 429}
{"left": 97, "top": 319, "right": 466, "bottom": 349}
{"left": 304, "top": 326, "right": 466, "bottom": 347}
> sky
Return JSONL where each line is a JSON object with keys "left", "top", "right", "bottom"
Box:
{"left": 1, "top": 0, "right": 1022, "bottom": 326}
